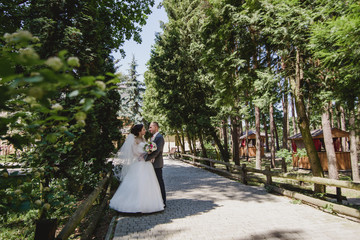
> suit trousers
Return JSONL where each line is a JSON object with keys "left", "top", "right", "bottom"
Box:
{"left": 154, "top": 167, "right": 166, "bottom": 205}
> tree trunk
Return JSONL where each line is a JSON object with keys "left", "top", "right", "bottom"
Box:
{"left": 231, "top": 116, "right": 240, "bottom": 165}
{"left": 270, "top": 103, "right": 276, "bottom": 168}
{"left": 209, "top": 127, "right": 229, "bottom": 163}
{"left": 239, "top": 119, "right": 243, "bottom": 136}
{"left": 198, "top": 131, "right": 208, "bottom": 158}
{"left": 274, "top": 122, "right": 280, "bottom": 151}
{"left": 250, "top": 26, "right": 260, "bottom": 167}
{"left": 222, "top": 119, "right": 228, "bottom": 153}
{"left": 186, "top": 130, "right": 194, "bottom": 154}
{"left": 281, "top": 82, "right": 289, "bottom": 172}
{"left": 179, "top": 129, "right": 186, "bottom": 153}
{"left": 245, "top": 118, "right": 250, "bottom": 162}
{"left": 282, "top": 83, "right": 289, "bottom": 150}
{"left": 291, "top": 93, "right": 298, "bottom": 134}
{"left": 322, "top": 102, "right": 338, "bottom": 180}
{"left": 263, "top": 113, "right": 270, "bottom": 152}
{"left": 290, "top": 48, "right": 324, "bottom": 193}
{"left": 349, "top": 111, "right": 360, "bottom": 182}
{"left": 329, "top": 103, "right": 334, "bottom": 127}
{"left": 338, "top": 105, "right": 347, "bottom": 151}
{"left": 255, "top": 106, "right": 261, "bottom": 169}
{"left": 192, "top": 135, "right": 197, "bottom": 156}
{"left": 175, "top": 131, "right": 185, "bottom": 153}
{"left": 336, "top": 104, "right": 341, "bottom": 129}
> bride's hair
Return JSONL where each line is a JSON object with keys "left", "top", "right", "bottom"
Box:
{"left": 130, "top": 124, "right": 144, "bottom": 136}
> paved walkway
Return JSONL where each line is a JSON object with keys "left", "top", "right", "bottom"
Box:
{"left": 112, "top": 157, "right": 360, "bottom": 240}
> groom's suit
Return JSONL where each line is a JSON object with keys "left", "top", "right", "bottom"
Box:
{"left": 146, "top": 132, "right": 166, "bottom": 205}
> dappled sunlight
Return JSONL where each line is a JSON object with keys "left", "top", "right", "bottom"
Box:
{"left": 164, "top": 158, "right": 281, "bottom": 203}
{"left": 112, "top": 157, "right": 360, "bottom": 240}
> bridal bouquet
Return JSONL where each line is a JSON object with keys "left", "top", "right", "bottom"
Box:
{"left": 144, "top": 141, "right": 157, "bottom": 152}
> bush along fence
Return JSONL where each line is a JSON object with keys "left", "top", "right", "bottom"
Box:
{"left": 175, "top": 153, "right": 360, "bottom": 219}
{"left": 33, "top": 171, "right": 112, "bottom": 240}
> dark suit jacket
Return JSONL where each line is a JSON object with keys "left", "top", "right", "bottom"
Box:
{"left": 146, "top": 133, "right": 164, "bottom": 168}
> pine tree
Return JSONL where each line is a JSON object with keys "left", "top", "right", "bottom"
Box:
{"left": 119, "top": 56, "right": 145, "bottom": 125}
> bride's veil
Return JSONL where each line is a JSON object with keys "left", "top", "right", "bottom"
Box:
{"left": 112, "top": 133, "right": 136, "bottom": 181}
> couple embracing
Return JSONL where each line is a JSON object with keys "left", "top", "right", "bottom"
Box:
{"left": 109, "top": 122, "right": 166, "bottom": 213}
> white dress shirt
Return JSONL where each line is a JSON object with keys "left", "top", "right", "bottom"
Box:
{"left": 151, "top": 132, "right": 159, "bottom": 141}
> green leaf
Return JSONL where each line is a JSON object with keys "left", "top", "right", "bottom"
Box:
{"left": 91, "top": 90, "right": 106, "bottom": 97}
{"left": 58, "top": 50, "right": 68, "bottom": 59}
{"left": 24, "top": 76, "right": 44, "bottom": 83}
{"left": 0, "top": 57, "right": 14, "bottom": 77}
{"left": 80, "top": 76, "right": 96, "bottom": 84}
{"left": 68, "top": 90, "right": 79, "bottom": 98}
{"left": 82, "top": 99, "right": 94, "bottom": 111}
{"left": 19, "top": 201, "right": 31, "bottom": 212}
{"left": 46, "top": 134, "right": 58, "bottom": 143}
{"left": 64, "top": 131, "right": 75, "bottom": 138}
{"left": 45, "top": 115, "right": 69, "bottom": 121}
{"left": 106, "top": 78, "right": 121, "bottom": 85}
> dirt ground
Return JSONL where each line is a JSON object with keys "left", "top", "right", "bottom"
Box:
{"left": 90, "top": 207, "right": 117, "bottom": 240}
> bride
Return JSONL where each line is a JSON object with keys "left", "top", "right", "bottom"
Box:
{"left": 109, "top": 124, "right": 164, "bottom": 213}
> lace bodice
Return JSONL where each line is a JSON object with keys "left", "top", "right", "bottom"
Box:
{"left": 133, "top": 142, "right": 146, "bottom": 161}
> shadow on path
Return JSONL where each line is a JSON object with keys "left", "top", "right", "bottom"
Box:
{"left": 237, "top": 230, "right": 303, "bottom": 240}
{"left": 114, "top": 198, "right": 218, "bottom": 238}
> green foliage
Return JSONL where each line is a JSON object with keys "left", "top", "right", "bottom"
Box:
{"left": 1, "top": 0, "right": 155, "bottom": 236}
{"left": 322, "top": 204, "right": 335, "bottom": 214}
{"left": 0, "top": 171, "right": 76, "bottom": 221}
{"left": 1, "top": 0, "right": 155, "bottom": 74}
{"left": 290, "top": 199, "right": 302, "bottom": 205}
{"left": 309, "top": 1, "right": 360, "bottom": 109}
{"left": 1, "top": 2, "right": 156, "bottom": 182}
{"left": 0, "top": 210, "right": 38, "bottom": 240}
{"left": 295, "top": 148, "right": 308, "bottom": 158}
{"left": 1, "top": 31, "right": 107, "bottom": 149}
{"left": 0, "top": 30, "right": 115, "bottom": 221}
{"left": 276, "top": 149, "right": 293, "bottom": 163}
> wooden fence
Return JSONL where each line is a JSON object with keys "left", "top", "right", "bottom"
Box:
{"left": 54, "top": 171, "right": 112, "bottom": 240}
{"left": 175, "top": 153, "right": 360, "bottom": 219}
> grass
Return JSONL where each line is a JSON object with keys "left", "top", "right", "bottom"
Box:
{"left": 0, "top": 210, "right": 38, "bottom": 240}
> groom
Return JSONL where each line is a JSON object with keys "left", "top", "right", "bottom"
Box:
{"left": 146, "top": 122, "right": 166, "bottom": 207}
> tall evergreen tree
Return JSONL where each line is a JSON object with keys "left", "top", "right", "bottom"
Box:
{"left": 119, "top": 56, "right": 145, "bottom": 125}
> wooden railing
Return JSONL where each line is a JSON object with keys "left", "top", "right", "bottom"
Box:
{"left": 55, "top": 171, "right": 112, "bottom": 240}
{"left": 175, "top": 153, "right": 360, "bottom": 219}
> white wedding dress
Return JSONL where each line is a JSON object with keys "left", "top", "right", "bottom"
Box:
{"left": 109, "top": 134, "right": 164, "bottom": 213}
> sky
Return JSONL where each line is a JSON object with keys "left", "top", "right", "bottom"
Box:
{"left": 112, "top": 0, "right": 168, "bottom": 82}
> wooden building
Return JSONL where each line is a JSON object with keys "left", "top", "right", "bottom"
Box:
{"left": 239, "top": 130, "right": 265, "bottom": 157}
{"left": 289, "top": 128, "right": 351, "bottom": 171}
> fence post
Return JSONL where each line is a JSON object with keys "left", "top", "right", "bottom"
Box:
{"left": 336, "top": 187, "right": 342, "bottom": 203}
{"left": 241, "top": 164, "right": 247, "bottom": 185}
{"left": 265, "top": 166, "right": 272, "bottom": 185}
{"left": 210, "top": 160, "right": 214, "bottom": 168}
